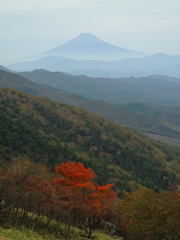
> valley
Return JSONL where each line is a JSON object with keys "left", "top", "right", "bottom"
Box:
{"left": 145, "top": 133, "right": 180, "bottom": 146}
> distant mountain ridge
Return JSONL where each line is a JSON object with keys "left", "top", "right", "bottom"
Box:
{"left": 8, "top": 53, "right": 180, "bottom": 79}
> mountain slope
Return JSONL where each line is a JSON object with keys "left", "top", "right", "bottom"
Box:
{"left": 0, "top": 69, "right": 89, "bottom": 106}
{"left": 1, "top": 88, "right": 180, "bottom": 193}
{"left": 0, "top": 65, "right": 15, "bottom": 72}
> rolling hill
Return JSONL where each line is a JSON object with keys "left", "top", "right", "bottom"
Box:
{"left": 19, "top": 69, "right": 180, "bottom": 106}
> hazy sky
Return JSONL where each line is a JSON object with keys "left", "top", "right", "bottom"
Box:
{"left": 1, "top": 0, "right": 180, "bottom": 65}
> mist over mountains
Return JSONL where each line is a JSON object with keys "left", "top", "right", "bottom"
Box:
{"left": 5, "top": 33, "right": 180, "bottom": 79}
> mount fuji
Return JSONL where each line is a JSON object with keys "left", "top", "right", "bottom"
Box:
{"left": 35, "top": 33, "right": 147, "bottom": 61}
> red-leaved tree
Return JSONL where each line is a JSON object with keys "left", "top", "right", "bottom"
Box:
{"left": 54, "top": 161, "right": 117, "bottom": 238}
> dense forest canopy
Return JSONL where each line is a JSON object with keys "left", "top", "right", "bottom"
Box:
{"left": 1, "top": 88, "right": 180, "bottom": 196}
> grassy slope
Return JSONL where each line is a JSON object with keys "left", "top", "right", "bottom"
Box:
{"left": 0, "top": 228, "right": 114, "bottom": 240}
{"left": 0, "top": 216, "right": 114, "bottom": 240}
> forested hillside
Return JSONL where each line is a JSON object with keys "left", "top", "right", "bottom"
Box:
{"left": 1, "top": 69, "right": 180, "bottom": 141}
{"left": 81, "top": 101, "right": 180, "bottom": 139}
{"left": 1, "top": 88, "right": 180, "bottom": 195}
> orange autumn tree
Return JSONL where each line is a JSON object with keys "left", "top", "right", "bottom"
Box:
{"left": 54, "top": 161, "right": 96, "bottom": 195}
{"left": 54, "top": 161, "right": 117, "bottom": 238}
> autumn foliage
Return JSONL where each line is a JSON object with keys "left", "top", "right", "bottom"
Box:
{"left": 54, "top": 161, "right": 115, "bottom": 207}
{"left": 54, "top": 161, "right": 96, "bottom": 191}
